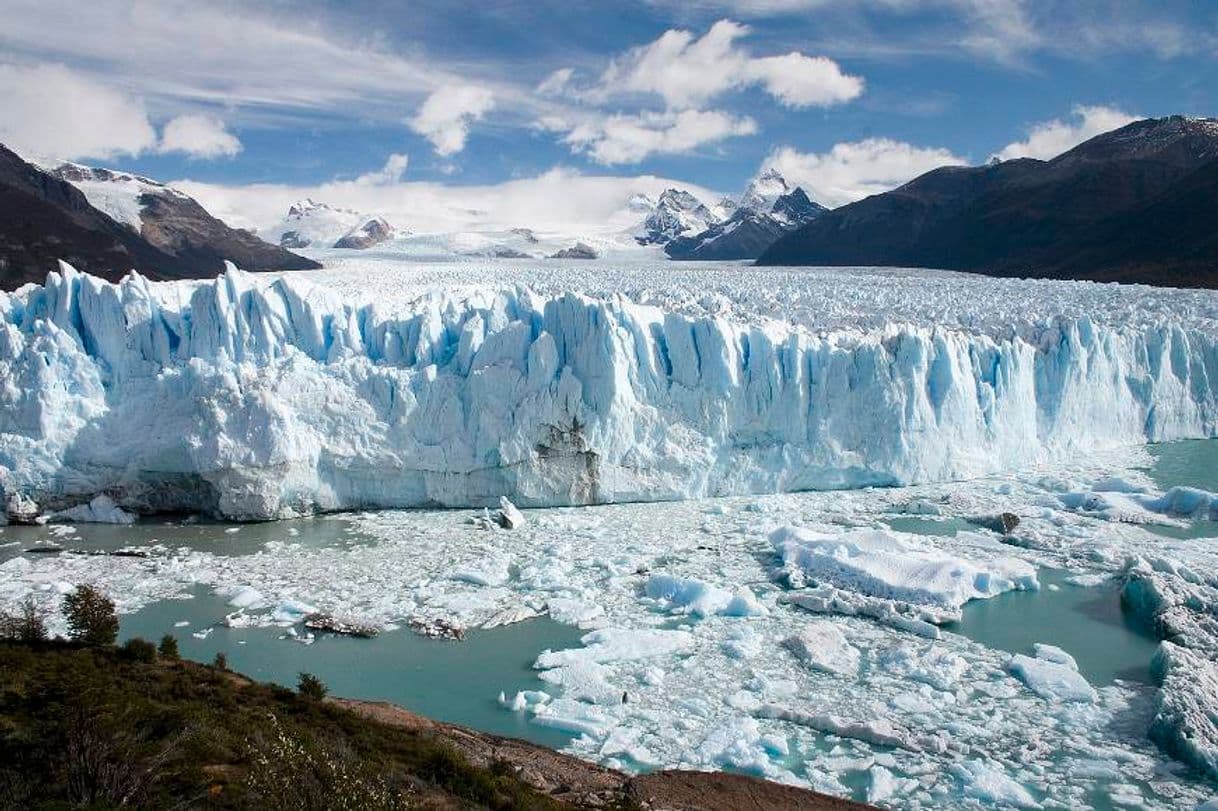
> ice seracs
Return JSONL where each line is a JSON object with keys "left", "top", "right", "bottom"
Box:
{"left": 2, "top": 262, "right": 1218, "bottom": 521}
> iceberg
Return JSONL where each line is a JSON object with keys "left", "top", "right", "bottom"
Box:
{"left": 2, "top": 262, "right": 1218, "bottom": 520}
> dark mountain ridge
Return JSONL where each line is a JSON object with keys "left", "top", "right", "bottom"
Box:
{"left": 758, "top": 116, "right": 1218, "bottom": 287}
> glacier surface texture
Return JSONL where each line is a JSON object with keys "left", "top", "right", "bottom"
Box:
{"left": 2, "top": 261, "right": 1218, "bottom": 520}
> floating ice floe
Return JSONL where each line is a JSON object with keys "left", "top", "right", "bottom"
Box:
{"left": 772, "top": 526, "right": 1039, "bottom": 615}
{"left": 48, "top": 495, "right": 136, "bottom": 525}
{"left": 1007, "top": 644, "right": 1098, "bottom": 703}
{"left": 644, "top": 574, "right": 767, "bottom": 618}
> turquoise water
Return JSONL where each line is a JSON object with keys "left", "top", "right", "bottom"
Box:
{"left": 1148, "top": 438, "right": 1218, "bottom": 492}
{"left": 118, "top": 589, "right": 584, "bottom": 750}
{"left": 946, "top": 569, "right": 1160, "bottom": 685}
{"left": 1144, "top": 439, "right": 1218, "bottom": 540}
{"left": 0, "top": 514, "right": 370, "bottom": 563}
{"left": 884, "top": 516, "right": 979, "bottom": 536}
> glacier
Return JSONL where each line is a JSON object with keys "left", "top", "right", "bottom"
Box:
{"left": 3, "top": 260, "right": 1218, "bottom": 521}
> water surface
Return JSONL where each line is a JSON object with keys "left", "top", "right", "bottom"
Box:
{"left": 119, "top": 589, "right": 585, "bottom": 750}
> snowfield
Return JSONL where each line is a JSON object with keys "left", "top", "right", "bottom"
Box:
{"left": 2, "top": 259, "right": 1217, "bottom": 520}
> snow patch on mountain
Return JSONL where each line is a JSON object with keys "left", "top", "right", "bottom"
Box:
{"left": 42, "top": 161, "right": 189, "bottom": 232}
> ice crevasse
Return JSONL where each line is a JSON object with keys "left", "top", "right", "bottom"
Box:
{"left": 2, "top": 262, "right": 1217, "bottom": 520}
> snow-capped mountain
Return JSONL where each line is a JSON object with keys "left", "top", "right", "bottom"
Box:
{"left": 0, "top": 145, "right": 318, "bottom": 289}
{"left": 272, "top": 199, "right": 368, "bottom": 249}
{"left": 45, "top": 162, "right": 190, "bottom": 232}
{"left": 633, "top": 188, "right": 722, "bottom": 246}
{"left": 666, "top": 173, "right": 827, "bottom": 260}
{"left": 738, "top": 167, "right": 792, "bottom": 213}
{"left": 334, "top": 216, "right": 396, "bottom": 250}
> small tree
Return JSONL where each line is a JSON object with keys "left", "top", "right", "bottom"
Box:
{"left": 120, "top": 637, "right": 157, "bottom": 663}
{"left": 213, "top": 651, "right": 228, "bottom": 671}
{"left": 158, "top": 634, "right": 180, "bottom": 660}
{"left": 0, "top": 597, "right": 48, "bottom": 642}
{"left": 63, "top": 585, "right": 119, "bottom": 646}
{"left": 296, "top": 672, "right": 328, "bottom": 701}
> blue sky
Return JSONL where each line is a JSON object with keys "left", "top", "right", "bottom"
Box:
{"left": 0, "top": 0, "right": 1214, "bottom": 222}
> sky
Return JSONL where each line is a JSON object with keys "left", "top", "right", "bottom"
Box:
{"left": 0, "top": 0, "right": 1214, "bottom": 230}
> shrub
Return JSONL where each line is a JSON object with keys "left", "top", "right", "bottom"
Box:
{"left": 213, "top": 652, "right": 228, "bottom": 671}
{"left": 296, "top": 672, "right": 328, "bottom": 701}
{"left": 158, "top": 634, "right": 180, "bottom": 660}
{"left": 120, "top": 637, "right": 157, "bottom": 663}
{"left": 0, "top": 596, "right": 48, "bottom": 642}
{"left": 63, "top": 585, "right": 119, "bottom": 646}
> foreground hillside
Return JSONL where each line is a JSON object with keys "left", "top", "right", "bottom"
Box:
{"left": 0, "top": 641, "right": 863, "bottom": 810}
{"left": 758, "top": 116, "right": 1218, "bottom": 287}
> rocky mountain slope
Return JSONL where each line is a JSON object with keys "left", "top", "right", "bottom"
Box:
{"left": 0, "top": 145, "right": 318, "bottom": 290}
{"left": 666, "top": 171, "right": 827, "bottom": 260}
{"left": 758, "top": 116, "right": 1218, "bottom": 287}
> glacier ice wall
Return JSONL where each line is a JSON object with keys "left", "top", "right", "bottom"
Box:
{"left": 2, "top": 263, "right": 1217, "bottom": 520}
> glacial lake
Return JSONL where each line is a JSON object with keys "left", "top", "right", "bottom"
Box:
{"left": 118, "top": 587, "right": 585, "bottom": 750}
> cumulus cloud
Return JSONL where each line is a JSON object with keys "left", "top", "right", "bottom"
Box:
{"left": 173, "top": 167, "right": 724, "bottom": 236}
{"left": 409, "top": 85, "right": 495, "bottom": 156}
{"left": 0, "top": 62, "right": 157, "bottom": 160}
{"left": 353, "top": 153, "right": 409, "bottom": 185}
{"left": 563, "top": 109, "right": 757, "bottom": 165}
{"left": 994, "top": 105, "right": 1138, "bottom": 161}
{"left": 596, "top": 19, "right": 862, "bottom": 109}
{"left": 159, "top": 114, "right": 242, "bottom": 158}
{"left": 764, "top": 138, "right": 967, "bottom": 207}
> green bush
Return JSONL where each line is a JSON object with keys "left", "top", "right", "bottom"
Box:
{"left": 62, "top": 584, "right": 119, "bottom": 646}
{"left": 158, "top": 634, "right": 180, "bottom": 660}
{"left": 297, "top": 672, "right": 328, "bottom": 701}
{"left": 121, "top": 637, "right": 157, "bottom": 662}
{"left": 213, "top": 651, "right": 228, "bottom": 670}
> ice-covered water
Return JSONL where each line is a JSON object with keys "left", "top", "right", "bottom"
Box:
{"left": 3, "top": 261, "right": 1218, "bottom": 807}
{"left": 117, "top": 587, "right": 584, "bottom": 750}
{"left": 4, "top": 438, "right": 1217, "bottom": 808}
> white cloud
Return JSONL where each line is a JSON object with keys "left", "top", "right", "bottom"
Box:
{"left": 353, "top": 153, "right": 409, "bottom": 186}
{"left": 764, "top": 138, "right": 967, "bottom": 207}
{"left": 564, "top": 109, "right": 757, "bottom": 165}
{"left": 0, "top": 62, "right": 157, "bottom": 160}
{"left": 159, "top": 114, "right": 241, "bottom": 158}
{"left": 409, "top": 85, "right": 495, "bottom": 156}
{"left": 537, "top": 67, "right": 575, "bottom": 96}
{"left": 595, "top": 19, "right": 862, "bottom": 109}
{"left": 173, "top": 167, "right": 724, "bottom": 236}
{"left": 994, "top": 105, "right": 1138, "bottom": 161}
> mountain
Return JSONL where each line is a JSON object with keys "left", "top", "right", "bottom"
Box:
{"left": 0, "top": 145, "right": 317, "bottom": 291}
{"left": 273, "top": 199, "right": 365, "bottom": 249}
{"left": 633, "top": 188, "right": 722, "bottom": 245}
{"left": 333, "top": 216, "right": 396, "bottom": 249}
{"left": 43, "top": 160, "right": 320, "bottom": 277}
{"left": 757, "top": 116, "right": 1218, "bottom": 287}
{"left": 666, "top": 174, "right": 827, "bottom": 261}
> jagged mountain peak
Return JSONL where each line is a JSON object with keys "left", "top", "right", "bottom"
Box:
{"left": 739, "top": 168, "right": 792, "bottom": 212}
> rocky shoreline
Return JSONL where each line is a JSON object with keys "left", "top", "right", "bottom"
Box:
{"left": 334, "top": 696, "right": 871, "bottom": 810}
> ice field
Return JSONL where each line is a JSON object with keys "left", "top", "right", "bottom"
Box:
{"left": 2, "top": 260, "right": 1218, "bottom": 808}
{"left": 2, "top": 260, "right": 1218, "bottom": 519}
